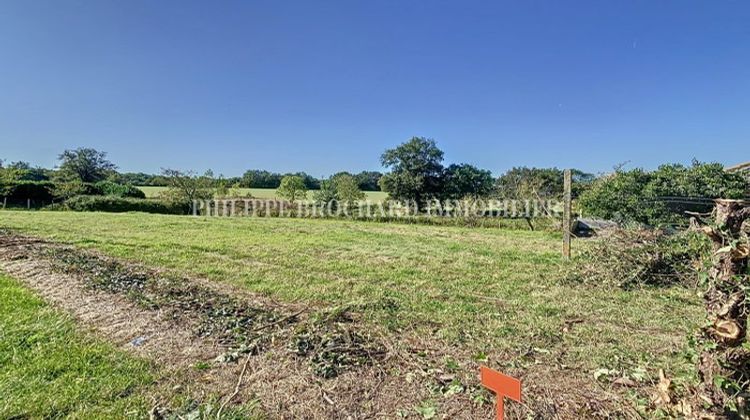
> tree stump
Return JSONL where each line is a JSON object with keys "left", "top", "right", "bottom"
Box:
{"left": 696, "top": 199, "right": 750, "bottom": 416}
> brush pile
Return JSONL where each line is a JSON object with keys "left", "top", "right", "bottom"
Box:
{"left": 564, "top": 228, "right": 711, "bottom": 288}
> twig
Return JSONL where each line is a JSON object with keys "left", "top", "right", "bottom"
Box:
{"left": 249, "top": 308, "right": 306, "bottom": 333}
{"left": 217, "top": 353, "right": 252, "bottom": 419}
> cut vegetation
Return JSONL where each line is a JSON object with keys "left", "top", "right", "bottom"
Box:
{"left": 0, "top": 210, "right": 705, "bottom": 418}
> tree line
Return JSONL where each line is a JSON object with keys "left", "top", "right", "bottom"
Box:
{"left": 2, "top": 141, "right": 745, "bottom": 225}
{"left": 0, "top": 153, "right": 383, "bottom": 192}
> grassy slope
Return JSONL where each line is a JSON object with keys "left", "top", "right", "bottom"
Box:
{"left": 0, "top": 211, "right": 702, "bottom": 385}
{"left": 137, "top": 186, "right": 388, "bottom": 202}
{"left": 0, "top": 273, "right": 153, "bottom": 419}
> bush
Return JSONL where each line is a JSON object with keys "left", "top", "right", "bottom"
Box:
{"left": 94, "top": 181, "right": 146, "bottom": 198}
{"left": 63, "top": 195, "right": 189, "bottom": 214}
{"left": 579, "top": 162, "right": 748, "bottom": 225}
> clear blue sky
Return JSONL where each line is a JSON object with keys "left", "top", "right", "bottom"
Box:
{"left": 1, "top": 1, "right": 747, "bottom": 178}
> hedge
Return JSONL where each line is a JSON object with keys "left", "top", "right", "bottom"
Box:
{"left": 64, "top": 195, "right": 189, "bottom": 215}
{"left": 94, "top": 181, "right": 146, "bottom": 198}
{"left": 1, "top": 181, "right": 145, "bottom": 202}
{"left": 3, "top": 181, "right": 55, "bottom": 205}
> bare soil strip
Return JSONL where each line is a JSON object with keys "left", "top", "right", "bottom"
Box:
{"left": 0, "top": 232, "right": 631, "bottom": 419}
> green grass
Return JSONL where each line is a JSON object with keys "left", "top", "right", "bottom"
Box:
{"left": 137, "top": 185, "right": 389, "bottom": 202}
{"left": 0, "top": 272, "right": 154, "bottom": 419}
{"left": 0, "top": 211, "right": 703, "bottom": 383}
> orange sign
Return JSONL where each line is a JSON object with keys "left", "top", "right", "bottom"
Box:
{"left": 480, "top": 366, "right": 522, "bottom": 420}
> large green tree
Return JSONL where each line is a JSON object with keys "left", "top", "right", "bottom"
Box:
{"left": 379, "top": 137, "right": 445, "bottom": 209}
{"left": 57, "top": 148, "right": 116, "bottom": 183}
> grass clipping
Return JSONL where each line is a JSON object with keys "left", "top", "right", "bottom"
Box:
{"left": 564, "top": 228, "right": 711, "bottom": 288}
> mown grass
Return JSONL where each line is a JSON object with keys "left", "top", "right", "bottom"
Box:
{"left": 0, "top": 211, "right": 703, "bottom": 387}
{"left": 0, "top": 272, "right": 153, "bottom": 419}
{"left": 137, "top": 185, "right": 389, "bottom": 202}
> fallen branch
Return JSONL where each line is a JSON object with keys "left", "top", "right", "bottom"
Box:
{"left": 216, "top": 353, "right": 252, "bottom": 419}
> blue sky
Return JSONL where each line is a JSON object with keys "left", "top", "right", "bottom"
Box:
{"left": 1, "top": 1, "right": 748, "bottom": 177}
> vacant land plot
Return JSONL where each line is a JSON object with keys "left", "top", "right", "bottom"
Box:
{"left": 137, "top": 186, "right": 389, "bottom": 202}
{"left": 0, "top": 211, "right": 703, "bottom": 418}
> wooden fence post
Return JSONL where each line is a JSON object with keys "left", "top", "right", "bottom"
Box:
{"left": 27, "top": 198, "right": 31, "bottom": 209}
{"left": 562, "top": 169, "right": 572, "bottom": 259}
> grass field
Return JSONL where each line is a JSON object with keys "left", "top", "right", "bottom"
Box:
{"left": 0, "top": 211, "right": 702, "bottom": 385}
{"left": 137, "top": 185, "right": 389, "bottom": 202}
{"left": 0, "top": 272, "right": 153, "bottom": 418}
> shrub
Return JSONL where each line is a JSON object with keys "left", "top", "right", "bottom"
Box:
{"left": 94, "top": 181, "right": 146, "bottom": 198}
{"left": 579, "top": 162, "right": 748, "bottom": 225}
{"left": 63, "top": 195, "right": 189, "bottom": 214}
{"left": 52, "top": 181, "right": 103, "bottom": 199}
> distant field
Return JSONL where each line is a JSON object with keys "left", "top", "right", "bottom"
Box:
{"left": 137, "top": 186, "right": 388, "bottom": 202}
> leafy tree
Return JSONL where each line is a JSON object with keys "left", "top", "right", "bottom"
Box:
{"left": 277, "top": 175, "right": 308, "bottom": 201}
{"left": 579, "top": 161, "right": 748, "bottom": 225}
{"left": 160, "top": 168, "right": 215, "bottom": 204}
{"left": 313, "top": 173, "right": 365, "bottom": 209}
{"left": 333, "top": 173, "right": 365, "bottom": 207}
{"left": 495, "top": 167, "right": 595, "bottom": 199}
{"left": 312, "top": 179, "right": 338, "bottom": 204}
{"left": 57, "top": 148, "right": 116, "bottom": 183}
{"left": 6, "top": 161, "right": 50, "bottom": 181}
{"left": 0, "top": 164, "right": 25, "bottom": 198}
{"left": 379, "top": 137, "right": 445, "bottom": 209}
{"left": 443, "top": 164, "right": 494, "bottom": 199}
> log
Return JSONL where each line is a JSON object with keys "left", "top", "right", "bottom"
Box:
{"left": 695, "top": 199, "right": 750, "bottom": 416}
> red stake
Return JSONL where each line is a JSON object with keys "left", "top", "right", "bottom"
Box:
{"left": 480, "top": 366, "right": 522, "bottom": 420}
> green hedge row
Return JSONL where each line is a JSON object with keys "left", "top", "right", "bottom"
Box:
{"left": 5, "top": 181, "right": 56, "bottom": 203}
{"left": 1, "top": 181, "right": 145, "bottom": 205}
{"left": 63, "top": 195, "right": 189, "bottom": 215}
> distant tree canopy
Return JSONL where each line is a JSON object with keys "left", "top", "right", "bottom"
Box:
{"left": 443, "top": 163, "right": 494, "bottom": 199}
{"left": 495, "top": 167, "right": 595, "bottom": 199}
{"left": 57, "top": 148, "right": 116, "bottom": 183}
{"left": 277, "top": 175, "right": 308, "bottom": 201}
{"left": 354, "top": 171, "right": 382, "bottom": 191}
{"left": 240, "top": 170, "right": 320, "bottom": 190}
{"left": 579, "top": 161, "right": 748, "bottom": 225}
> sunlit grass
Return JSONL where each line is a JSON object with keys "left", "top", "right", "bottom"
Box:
{"left": 0, "top": 210, "right": 702, "bottom": 381}
{"left": 0, "top": 273, "right": 153, "bottom": 418}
